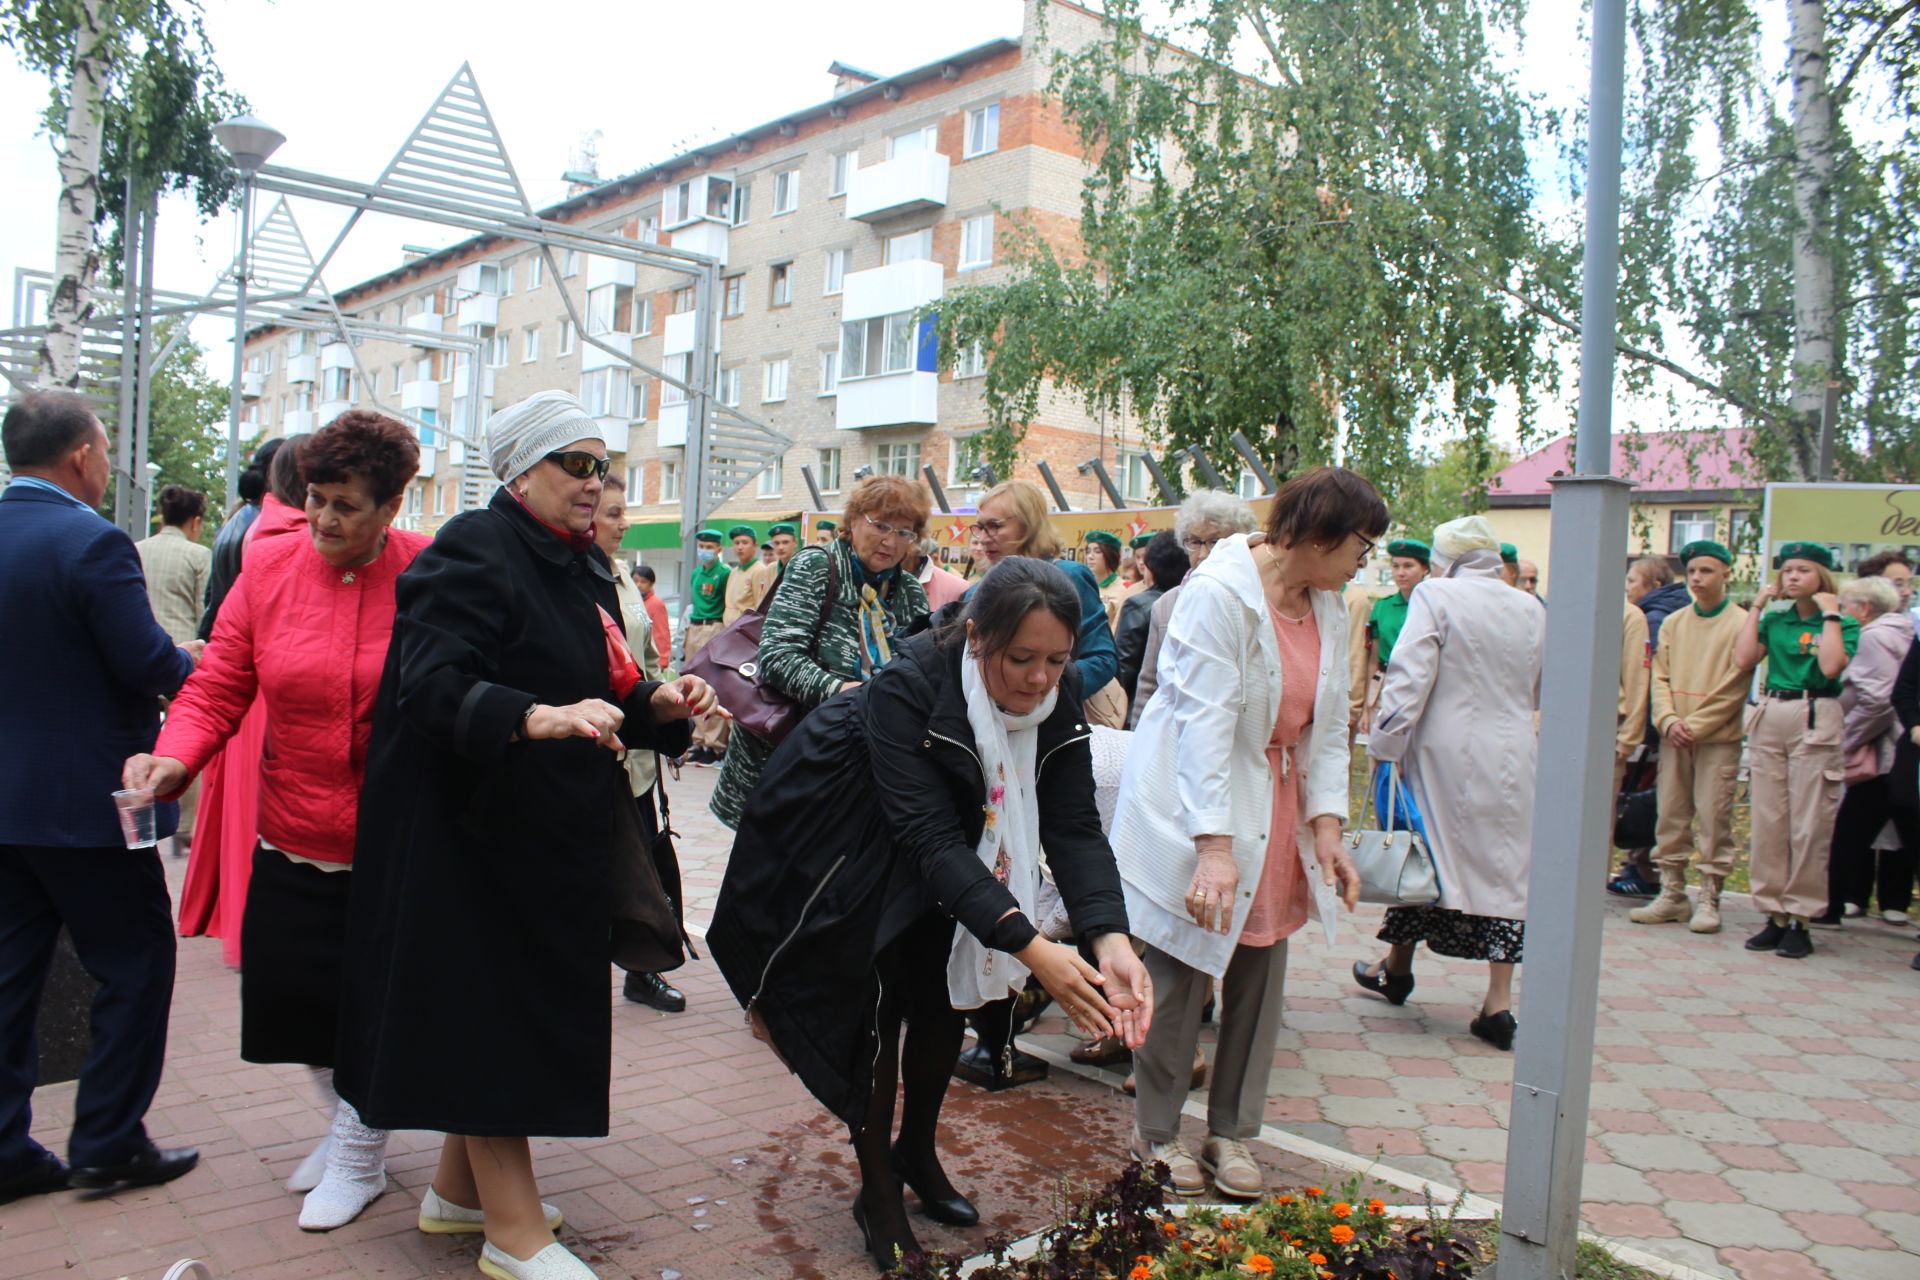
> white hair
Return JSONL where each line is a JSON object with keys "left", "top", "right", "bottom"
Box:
{"left": 1841, "top": 575, "right": 1899, "bottom": 617}
{"left": 1174, "top": 489, "right": 1257, "bottom": 540}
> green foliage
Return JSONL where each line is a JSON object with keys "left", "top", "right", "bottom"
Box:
{"left": 1390, "top": 438, "right": 1513, "bottom": 541}
{"left": 934, "top": 0, "right": 1553, "bottom": 511}
{"left": 99, "top": 320, "right": 233, "bottom": 536}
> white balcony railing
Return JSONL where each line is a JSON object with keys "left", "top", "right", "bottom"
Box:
{"left": 455, "top": 293, "right": 499, "bottom": 329}
{"left": 835, "top": 371, "right": 939, "bottom": 430}
{"left": 241, "top": 370, "right": 265, "bottom": 399}
{"left": 658, "top": 402, "right": 688, "bottom": 449}
{"left": 845, "top": 150, "right": 950, "bottom": 223}
{"left": 842, "top": 260, "right": 944, "bottom": 323}
{"left": 284, "top": 354, "right": 317, "bottom": 385}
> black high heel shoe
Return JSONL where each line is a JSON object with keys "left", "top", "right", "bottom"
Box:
{"left": 1351, "top": 959, "right": 1415, "bottom": 1006}
{"left": 890, "top": 1145, "right": 979, "bottom": 1226}
{"left": 1469, "top": 1009, "right": 1517, "bottom": 1051}
{"left": 852, "top": 1196, "right": 923, "bottom": 1273}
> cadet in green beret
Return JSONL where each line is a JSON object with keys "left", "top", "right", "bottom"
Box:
{"left": 1498, "top": 542, "right": 1521, "bottom": 588}
{"left": 1084, "top": 529, "right": 1127, "bottom": 628}
{"left": 1732, "top": 539, "right": 1857, "bottom": 957}
{"left": 814, "top": 518, "right": 838, "bottom": 546}
{"left": 1349, "top": 538, "right": 1431, "bottom": 734}
{"left": 767, "top": 522, "right": 800, "bottom": 576}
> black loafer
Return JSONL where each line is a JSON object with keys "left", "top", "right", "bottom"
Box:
{"left": 890, "top": 1145, "right": 979, "bottom": 1226}
{"left": 622, "top": 971, "right": 687, "bottom": 1012}
{"left": 952, "top": 1041, "right": 1048, "bottom": 1091}
{"left": 1469, "top": 1010, "right": 1517, "bottom": 1052}
{"left": 1352, "top": 960, "right": 1415, "bottom": 1006}
{"left": 0, "top": 1152, "right": 69, "bottom": 1205}
{"left": 70, "top": 1143, "right": 198, "bottom": 1190}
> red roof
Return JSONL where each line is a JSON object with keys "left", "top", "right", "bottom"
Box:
{"left": 1488, "top": 429, "right": 1758, "bottom": 497}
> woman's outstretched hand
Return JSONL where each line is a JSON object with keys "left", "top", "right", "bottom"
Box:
{"left": 122, "top": 753, "right": 188, "bottom": 796}
{"left": 1092, "top": 933, "right": 1153, "bottom": 1049}
{"left": 1016, "top": 936, "right": 1121, "bottom": 1041}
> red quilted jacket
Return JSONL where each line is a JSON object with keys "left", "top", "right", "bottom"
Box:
{"left": 158, "top": 525, "right": 430, "bottom": 864}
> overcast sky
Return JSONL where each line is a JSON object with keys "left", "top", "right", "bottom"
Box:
{"left": 0, "top": 0, "right": 1753, "bottom": 447}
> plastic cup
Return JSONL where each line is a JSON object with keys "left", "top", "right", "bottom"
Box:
{"left": 112, "top": 787, "right": 158, "bottom": 849}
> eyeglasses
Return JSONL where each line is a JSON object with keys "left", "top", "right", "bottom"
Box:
{"left": 1180, "top": 534, "right": 1223, "bottom": 552}
{"left": 968, "top": 517, "right": 1012, "bottom": 539}
{"left": 1356, "top": 534, "right": 1378, "bottom": 560}
{"left": 1520, "top": 575, "right": 1540, "bottom": 586}
{"left": 544, "top": 451, "right": 612, "bottom": 481}
{"left": 863, "top": 512, "right": 919, "bottom": 543}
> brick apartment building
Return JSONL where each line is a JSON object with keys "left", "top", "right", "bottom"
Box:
{"left": 239, "top": 0, "right": 1153, "bottom": 603}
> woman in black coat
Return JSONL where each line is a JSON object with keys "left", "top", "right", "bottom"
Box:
{"left": 709, "top": 557, "right": 1153, "bottom": 1272}
{"left": 336, "top": 393, "right": 714, "bottom": 1280}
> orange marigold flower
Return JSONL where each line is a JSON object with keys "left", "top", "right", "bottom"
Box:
{"left": 1330, "top": 1224, "right": 1356, "bottom": 1245}
{"left": 1319, "top": 1272, "right": 1334, "bottom": 1280}
{"left": 1277, "top": 1195, "right": 1295, "bottom": 1206}
{"left": 1306, "top": 1186, "right": 1325, "bottom": 1197}
{"left": 1308, "top": 1254, "right": 1328, "bottom": 1266}
{"left": 1163, "top": 1223, "right": 1180, "bottom": 1236}
{"left": 1367, "top": 1198, "right": 1386, "bottom": 1214}
{"left": 1137, "top": 1257, "right": 1153, "bottom": 1266}
{"left": 1130, "top": 1268, "right": 1152, "bottom": 1280}
{"left": 1246, "top": 1256, "right": 1274, "bottom": 1275}
{"left": 1332, "top": 1203, "right": 1352, "bottom": 1218}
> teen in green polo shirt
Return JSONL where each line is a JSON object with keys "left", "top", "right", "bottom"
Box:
{"left": 1350, "top": 537, "right": 1431, "bottom": 735}
{"left": 1733, "top": 540, "right": 1858, "bottom": 959}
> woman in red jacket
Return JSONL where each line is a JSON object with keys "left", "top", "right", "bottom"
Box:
{"left": 123, "top": 413, "right": 443, "bottom": 1233}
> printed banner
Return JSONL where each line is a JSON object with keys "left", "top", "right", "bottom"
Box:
{"left": 1762, "top": 483, "right": 1920, "bottom": 574}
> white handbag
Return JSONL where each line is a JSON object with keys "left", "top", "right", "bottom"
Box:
{"left": 1346, "top": 768, "right": 1441, "bottom": 906}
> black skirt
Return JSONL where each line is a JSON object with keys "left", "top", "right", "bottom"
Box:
{"left": 240, "top": 844, "right": 352, "bottom": 1066}
{"left": 1378, "top": 904, "right": 1525, "bottom": 964}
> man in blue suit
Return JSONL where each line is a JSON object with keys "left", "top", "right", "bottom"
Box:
{"left": 0, "top": 392, "right": 204, "bottom": 1204}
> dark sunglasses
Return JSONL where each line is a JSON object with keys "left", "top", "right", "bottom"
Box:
{"left": 545, "top": 450, "right": 612, "bottom": 481}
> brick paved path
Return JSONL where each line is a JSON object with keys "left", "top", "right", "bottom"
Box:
{"left": 5, "top": 765, "right": 1917, "bottom": 1280}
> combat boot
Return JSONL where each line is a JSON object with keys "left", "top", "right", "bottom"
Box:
{"left": 1689, "top": 875, "right": 1723, "bottom": 934}
{"left": 1629, "top": 868, "right": 1691, "bottom": 924}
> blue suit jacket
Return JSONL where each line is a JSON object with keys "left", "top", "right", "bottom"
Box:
{"left": 0, "top": 484, "right": 195, "bottom": 847}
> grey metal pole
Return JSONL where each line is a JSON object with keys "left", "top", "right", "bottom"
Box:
{"left": 1035, "top": 459, "right": 1072, "bottom": 512}
{"left": 1181, "top": 446, "right": 1226, "bottom": 491}
{"left": 1141, "top": 452, "right": 1179, "bottom": 506}
{"left": 1493, "top": 0, "right": 1633, "bottom": 1276}
{"left": 1230, "top": 430, "right": 1279, "bottom": 494}
{"left": 1079, "top": 457, "right": 1128, "bottom": 510}
{"left": 224, "top": 175, "right": 253, "bottom": 514}
{"left": 132, "top": 194, "right": 158, "bottom": 537}
{"left": 114, "top": 175, "right": 140, "bottom": 530}
{"left": 921, "top": 463, "right": 951, "bottom": 514}
{"left": 799, "top": 462, "right": 826, "bottom": 512}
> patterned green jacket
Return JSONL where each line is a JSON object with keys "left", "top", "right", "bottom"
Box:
{"left": 709, "top": 539, "right": 930, "bottom": 828}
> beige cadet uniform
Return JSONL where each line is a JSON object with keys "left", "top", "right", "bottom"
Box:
{"left": 1618, "top": 602, "right": 1650, "bottom": 759}
{"left": 1649, "top": 601, "right": 1748, "bottom": 881}
{"left": 722, "top": 557, "right": 776, "bottom": 625}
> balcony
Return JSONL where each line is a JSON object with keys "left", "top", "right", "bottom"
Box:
{"left": 585, "top": 256, "right": 636, "bottom": 289}
{"left": 240, "top": 370, "right": 264, "bottom": 399}
{"left": 285, "top": 354, "right": 317, "bottom": 385}
{"left": 316, "top": 399, "right": 352, "bottom": 423}
{"left": 319, "top": 342, "right": 354, "bottom": 371}
{"left": 662, "top": 310, "right": 698, "bottom": 357}
{"left": 842, "top": 260, "right": 944, "bottom": 322}
{"left": 845, "top": 150, "right": 950, "bottom": 223}
{"left": 416, "top": 445, "right": 437, "bottom": 479}
{"left": 455, "top": 293, "right": 499, "bottom": 329}
{"left": 658, "top": 402, "right": 688, "bottom": 448}
{"left": 670, "top": 219, "right": 728, "bottom": 267}
{"left": 581, "top": 331, "right": 631, "bottom": 373}
{"left": 282, "top": 409, "right": 317, "bottom": 434}
{"left": 404, "top": 311, "right": 445, "bottom": 343}
{"left": 400, "top": 379, "right": 439, "bottom": 411}
{"left": 835, "top": 370, "right": 938, "bottom": 430}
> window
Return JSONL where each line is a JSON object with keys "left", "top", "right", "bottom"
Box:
{"left": 391, "top": 363, "right": 405, "bottom": 393}
{"left": 561, "top": 249, "right": 579, "bottom": 277}
{"left": 587, "top": 283, "right": 635, "bottom": 335}
{"left": 433, "top": 482, "right": 447, "bottom": 516}
{"left": 763, "top": 358, "right": 789, "bottom": 403}
{"left": 890, "top": 124, "right": 938, "bottom": 157}
{"left": 558, "top": 319, "right": 577, "bottom": 356}
{"left": 633, "top": 294, "right": 653, "bottom": 335}
{"left": 876, "top": 442, "right": 922, "bottom": 477}
{"left": 406, "top": 485, "right": 423, "bottom": 520}
{"left": 288, "top": 330, "right": 313, "bottom": 357}
{"left": 486, "top": 332, "right": 510, "bottom": 368}
{"left": 819, "top": 349, "right": 840, "bottom": 396}
{"left": 364, "top": 369, "right": 379, "bottom": 399}
{"left": 951, "top": 433, "right": 986, "bottom": 480}
{"left": 769, "top": 262, "right": 793, "bottom": 307}
{"left": 1729, "top": 507, "right": 1759, "bottom": 554}
{"left": 758, "top": 460, "right": 781, "bottom": 497}
{"left": 579, "top": 367, "right": 633, "bottom": 419}
{"left": 661, "top": 352, "right": 691, "bottom": 406}
{"left": 960, "top": 215, "right": 994, "bottom": 270}
{"left": 626, "top": 467, "right": 644, "bottom": 504}
{"left": 1120, "top": 452, "right": 1152, "bottom": 502}
{"left": 830, "top": 150, "right": 855, "bottom": 195}
{"left": 672, "top": 286, "right": 695, "bottom": 315}
{"left": 732, "top": 181, "right": 751, "bottom": 225}
{"left": 641, "top": 214, "right": 660, "bottom": 245}
{"left": 633, "top": 377, "right": 648, "bottom": 421}
{"left": 1670, "top": 509, "right": 1716, "bottom": 553}
{"left": 660, "top": 459, "right": 681, "bottom": 502}
{"left": 954, "top": 340, "right": 987, "bottom": 378}
{"left": 718, "top": 367, "right": 742, "bottom": 407}
{"left": 884, "top": 228, "right": 933, "bottom": 264}
{"left": 841, "top": 311, "right": 923, "bottom": 379}
{"left": 824, "top": 247, "right": 851, "bottom": 295}
{"left": 415, "top": 405, "right": 439, "bottom": 448}
{"left": 527, "top": 255, "right": 545, "bottom": 290}
{"left": 705, "top": 176, "right": 735, "bottom": 221}
{"left": 522, "top": 324, "right": 541, "bottom": 362}
{"left": 772, "top": 167, "right": 800, "bottom": 214}
{"left": 817, "top": 447, "right": 843, "bottom": 492}
{"left": 320, "top": 367, "right": 354, "bottom": 402}
{"left": 472, "top": 262, "right": 504, "bottom": 295}
{"left": 964, "top": 103, "right": 1000, "bottom": 158}
{"left": 666, "top": 180, "right": 694, "bottom": 224}
{"left": 722, "top": 275, "right": 744, "bottom": 318}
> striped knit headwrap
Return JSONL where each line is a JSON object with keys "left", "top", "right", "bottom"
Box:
{"left": 486, "top": 390, "right": 603, "bottom": 483}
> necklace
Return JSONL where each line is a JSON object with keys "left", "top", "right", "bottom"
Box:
{"left": 1259, "top": 542, "right": 1312, "bottom": 621}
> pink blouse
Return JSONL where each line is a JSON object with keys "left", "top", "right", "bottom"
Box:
{"left": 1238, "top": 605, "right": 1319, "bottom": 947}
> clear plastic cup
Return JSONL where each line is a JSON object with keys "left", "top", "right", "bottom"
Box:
{"left": 112, "top": 787, "right": 158, "bottom": 849}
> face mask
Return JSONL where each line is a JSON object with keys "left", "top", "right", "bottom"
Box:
{"left": 697, "top": 548, "right": 718, "bottom": 564}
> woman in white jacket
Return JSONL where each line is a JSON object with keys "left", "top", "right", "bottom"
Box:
{"left": 1112, "top": 467, "right": 1374, "bottom": 1201}
{"left": 1355, "top": 515, "right": 1545, "bottom": 1051}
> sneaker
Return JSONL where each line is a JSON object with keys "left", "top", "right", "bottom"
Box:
{"left": 1744, "top": 918, "right": 1787, "bottom": 951}
{"left": 1199, "top": 1135, "right": 1264, "bottom": 1200}
{"left": 1882, "top": 910, "right": 1911, "bottom": 925}
{"left": 1842, "top": 902, "right": 1864, "bottom": 918}
{"left": 1606, "top": 869, "right": 1660, "bottom": 899}
{"left": 1776, "top": 923, "right": 1813, "bottom": 960}
{"left": 1129, "top": 1133, "right": 1205, "bottom": 1196}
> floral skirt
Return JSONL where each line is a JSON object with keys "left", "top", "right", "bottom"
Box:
{"left": 1378, "top": 904, "right": 1524, "bottom": 964}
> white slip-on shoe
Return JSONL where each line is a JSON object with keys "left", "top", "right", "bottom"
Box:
{"left": 478, "top": 1241, "right": 600, "bottom": 1279}
{"left": 418, "top": 1186, "right": 564, "bottom": 1234}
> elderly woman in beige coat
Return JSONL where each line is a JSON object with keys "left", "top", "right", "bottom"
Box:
{"left": 1353, "top": 515, "right": 1545, "bottom": 1051}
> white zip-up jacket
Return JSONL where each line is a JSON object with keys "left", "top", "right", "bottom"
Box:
{"left": 1112, "top": 533, "right": 1352, "bottom": 976}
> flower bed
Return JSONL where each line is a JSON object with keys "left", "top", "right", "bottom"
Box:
{"left": 881, "top": 1164, "right": 1480, "bottom": 1280}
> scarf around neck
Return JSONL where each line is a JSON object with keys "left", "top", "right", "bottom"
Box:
{"left": 508, "top": 486, "right": 595, "bottom": 553}
{"left": 947, "top": 653, "right": 1058, "bottom": 1009}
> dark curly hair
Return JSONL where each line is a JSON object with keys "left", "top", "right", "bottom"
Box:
{"left": 297, "top": 411, "right": 420, "bottom": 506}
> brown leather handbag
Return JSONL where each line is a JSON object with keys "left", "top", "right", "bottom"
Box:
{"left": 684, "top": 552, "right": 838, "bottom": 746}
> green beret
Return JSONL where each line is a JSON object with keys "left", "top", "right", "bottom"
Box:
{"left": 816, "top": 519, "right": 837, "bottom": 530}
{"left": 1680, "top": 539, "right": 1732, "bottom": 566}
{"left": 1387, "top": 538, "right": 1431, "bottom": 565}
{"left": 696, "top": 528, "right": 723, "bottom": 543}
{"left": 1499, "top": 542, "right": 1519, "bottom": 564}
{"left": 768, "top": 522, "right": 797, "bottom": 538}
{"left": 727, "top": 524, "right": 757, "bottom": 540}
{"left": 1777, "top": 540, "right": 1835, "bottom": 571}
{"left": 1085, "top": 530, "right": 1122, "bottom": 552}
{"left": 1129, "top": 534, "right": 1153, "bottom": 549}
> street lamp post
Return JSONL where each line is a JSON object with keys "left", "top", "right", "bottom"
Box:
{"left": 212, "top": 114, "right": 286, "bottom": 513}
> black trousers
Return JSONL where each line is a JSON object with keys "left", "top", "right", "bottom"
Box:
{"left": 0, "top": 843, "right": 175, "bottom": 1172}
{"left": 1828, "top": 777, "right": 1920, "bottom": 915}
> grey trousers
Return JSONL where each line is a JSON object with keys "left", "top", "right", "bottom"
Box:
{"left": 1133, "top": 939, "right": 1289, "bottom": 1143}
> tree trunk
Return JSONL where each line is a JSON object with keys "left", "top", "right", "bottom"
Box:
{"left": 1788, "top": 0, "right": 1837, "bottom": 479}
{"left": 39, "top": 0, "right": 111, "bottom": 389}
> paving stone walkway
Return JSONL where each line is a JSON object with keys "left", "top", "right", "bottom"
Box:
{"left": 5, "top": 765, "right": 1916, "bottom": 1280}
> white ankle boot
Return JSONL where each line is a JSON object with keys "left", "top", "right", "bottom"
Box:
{"left": 297, "top": 1099, "right": 389, "bottom": 1230}
{"left": 478, "top": 1241, "right": 601, "bottom": 1279}
{"left": 288, "top": 1068, "right": 338, "bottom": 1193}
